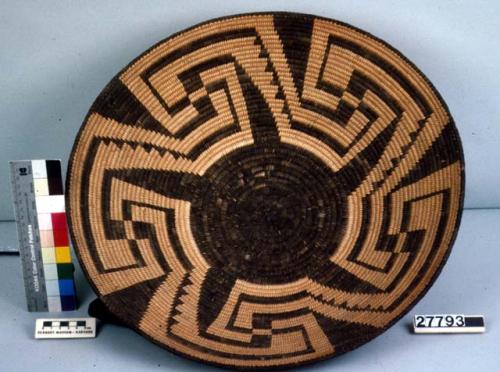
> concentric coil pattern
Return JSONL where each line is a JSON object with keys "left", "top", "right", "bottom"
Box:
{"left": 67, "top": 13, "right": 464, "bottom": 369}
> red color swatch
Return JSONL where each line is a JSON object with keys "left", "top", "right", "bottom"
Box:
{"left": 51, "top": 212, "right": 67, "bottom": 231}
{"left": 52, "top": 226, "right": 69, "bottom": 247}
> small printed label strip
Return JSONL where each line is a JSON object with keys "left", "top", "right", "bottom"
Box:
{"left": 35, "top": 318, "right": 96, "bottom": 339}
{"left": 413, "top": 314, "right": 485, "bottom": 334}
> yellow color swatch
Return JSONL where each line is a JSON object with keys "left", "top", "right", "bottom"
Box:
{"left": 55, "top": 246, "right": 71, "bottom": 263}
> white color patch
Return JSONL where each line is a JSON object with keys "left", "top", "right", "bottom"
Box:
{"left": 37, "top": 213, "right": 53, "bottom": 230}
{"left": 31, "top": 160, "right": 47, "bottom": 179}
{"left": 35, "top": 195, "right": 65, "bottom": 214}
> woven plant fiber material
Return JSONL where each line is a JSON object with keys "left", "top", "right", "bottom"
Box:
{"left": 67, "top": 12, "right": 464, "bottom": 369}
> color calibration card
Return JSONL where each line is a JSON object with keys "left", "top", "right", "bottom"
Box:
{"left": 10, "top": 160, "right": 77, "bottom": 312}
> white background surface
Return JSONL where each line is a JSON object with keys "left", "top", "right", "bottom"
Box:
{"left": 0, "top": 1, "right": 499, "bottom": 371}
{"left": 1, "top": 210, "right": 499, "bottom": 371}
{"left": 1, "top": 0, "right": 500, "bottom": 220}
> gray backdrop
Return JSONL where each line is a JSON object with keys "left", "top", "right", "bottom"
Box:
{"left": 1, "top": 0, "right": 499, "bottom": 221}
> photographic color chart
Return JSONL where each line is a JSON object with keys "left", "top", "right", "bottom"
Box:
{"left": 10, "top": 160, "right": 77, "bottom": 312}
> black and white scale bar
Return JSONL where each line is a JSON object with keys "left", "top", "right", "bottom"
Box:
{"left": 413, "top": 314, "right": 485, "bottom": 334}
{"left": 35, "top": 318, "right": 96, "bottom": 339}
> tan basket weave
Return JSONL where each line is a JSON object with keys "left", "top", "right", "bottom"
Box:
{"left": 66, "top": 12, "right": 464, "bottom": 369}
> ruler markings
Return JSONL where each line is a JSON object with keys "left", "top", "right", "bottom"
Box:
{"left": 10, "top": 161, "right": 48, "bottom": 311}
{"left": 10, "top": 160, "right": 77, "bottom": 312}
